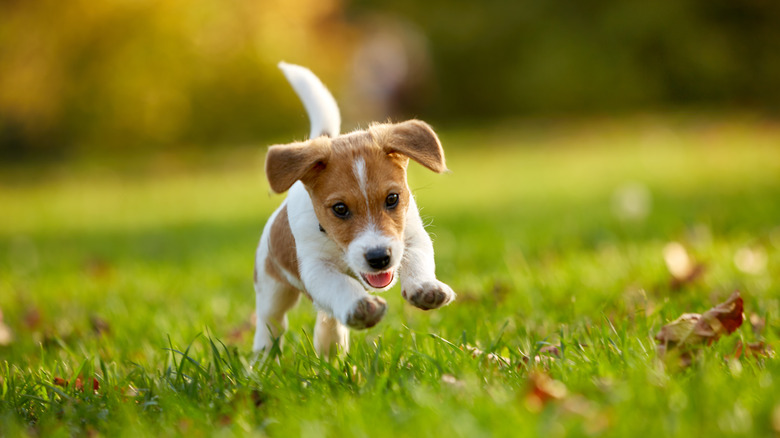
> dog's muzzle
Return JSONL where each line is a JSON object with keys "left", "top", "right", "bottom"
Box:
{"left": 365, "top": 247, "right": 391, "bottom": 270}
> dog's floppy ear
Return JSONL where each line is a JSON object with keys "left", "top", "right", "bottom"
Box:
{"left": 378, "top": 120, "right": 448, "bottom": 173}
{"left": 265, "top": 138, "right": 331, "bottom": 193}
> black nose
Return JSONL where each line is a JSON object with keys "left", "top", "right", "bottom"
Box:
{"left": 365, "top": 247, "right": 391, "bottom": 270}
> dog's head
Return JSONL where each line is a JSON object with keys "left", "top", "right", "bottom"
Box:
{"left": 265, "top": 120, "right": 447, "bottom": 291}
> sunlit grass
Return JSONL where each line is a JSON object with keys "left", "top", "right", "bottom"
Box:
{"left": 1, "top": 115, "right": 780, "bottom": 436}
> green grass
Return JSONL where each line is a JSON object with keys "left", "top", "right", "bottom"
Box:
{"left": 2, "top": 114, "right": 780, "bottom": 437}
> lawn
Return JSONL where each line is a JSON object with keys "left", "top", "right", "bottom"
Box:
{"left": 1, "top": 114, "right": 779, "bottom": 437}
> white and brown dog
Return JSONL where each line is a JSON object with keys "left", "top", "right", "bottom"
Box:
{"left": 253, "top": 62, "right": 455, "bottom": 357}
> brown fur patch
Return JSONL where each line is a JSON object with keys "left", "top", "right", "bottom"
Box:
{"left": 305, "top": 131, "right": 410, "bottom": 251}
{"left": 265, "top": 206, "right": 301, "bottom": 287}
{"left": 264, "top": 120, "right": 446, "bottom": 195}
{"left": 373, "top": 120, "right": 448, "bottom": 173}
{"left": 266, "top": 137, "right": 331, "bottom": 193}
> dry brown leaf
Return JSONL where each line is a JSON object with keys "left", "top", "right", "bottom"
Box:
{"left": 75, "top": 376, "right": 100, "bottom": 392}
{"left": 663, "top": 242, "right": 706, "bottom": 289}
{"left": 656, "top": 291, "right": 744, "bottom": 363}
{"left": 731, "top": 340, "right": 774, "bottom": 359}
{"left": 695, "top": 291, "right": 743, "bottom": 337}
{"left": 54, "top": 376, "right": 100, "bottom": 393}
{"left": 525, "top": 372, "right": 567, "bottom": 412}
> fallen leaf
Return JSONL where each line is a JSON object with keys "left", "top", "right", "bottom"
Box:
{"left": 663, "top": 242, "right": 706, "bottom": 289}
{"left": 656, "top": 291, "right": 744, "bottom": 364}
{"left": 695, "top": 291, "right": 743, "bottom": 337}
{"left": 731, "top": 340, "right": 774, "bottom": 359}
{"left": 75, "top": 377, "right": 100, "bottom": 392}
{"left": 525, "top": 372, "right": 567, "bottom": 412}
{"left": 54, "top": 376, "right": 100, "bottom": 393}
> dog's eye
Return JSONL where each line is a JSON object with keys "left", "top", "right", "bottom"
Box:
{"left": 332, "top": 203, "right": 349, "bottom": 218}
{"left": 385, "top": 193, "right": 399, "bottom": 209}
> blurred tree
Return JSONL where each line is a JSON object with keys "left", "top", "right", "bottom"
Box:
{"left": 0, "top": 0, "right": 352, "bottom": 159}
{"left": 348, "top": 0, "right": 780, "bottom": 120}
{"left": 1, "top": 0, "right": 779, "bottom": 159}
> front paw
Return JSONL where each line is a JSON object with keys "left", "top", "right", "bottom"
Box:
{"left": 402, "top": 280, "right": 456, "bottom": 310}
{"left": 346, "top": 296, "right": 387, "bottom": 329}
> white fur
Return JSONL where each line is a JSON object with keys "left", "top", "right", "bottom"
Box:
{"left": 346, "top": 224, "right": 403, "bottom": 288}
{"left": 286, "top": 183, "right": 372, "bottom": 323}
{"left": 399, "top": 196, "right": 443, "bottom": 290}
{"left": 353, "top": 158, "right": 369, "bottom": 201}
{"left": 278, "top": 62, "right": 341, "bottom": 139}
{"left": 313, "top": 311, "right": 350, "bottom": 355}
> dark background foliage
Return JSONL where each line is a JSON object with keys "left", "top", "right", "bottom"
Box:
{"left": 1, "top": 0, "right": 778, "bottom": 159}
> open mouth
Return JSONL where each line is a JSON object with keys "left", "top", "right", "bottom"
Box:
{"left": 361, "top": 269, "right": 395, "bottom": 289}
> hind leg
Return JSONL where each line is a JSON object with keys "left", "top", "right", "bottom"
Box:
{"left": 313, "top": 311, "right": 350, "bottom": 357}
{"left": 253, "top": 272, "right": 300, "bottom": 354}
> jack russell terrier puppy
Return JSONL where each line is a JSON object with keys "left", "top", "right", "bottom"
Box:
{"left": 253, "top": 62, "right": 455, "bottom": 357}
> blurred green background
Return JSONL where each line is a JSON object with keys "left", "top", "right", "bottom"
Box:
{"left": 2, "top": 3, "right": 780, "bottom": 435}
{"left": 2, "top": 0, "right": 779, "bottom": 160}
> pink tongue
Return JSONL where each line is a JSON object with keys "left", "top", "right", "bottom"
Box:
{"left": 365, "top": 271, "right": 393, "bottom": 288}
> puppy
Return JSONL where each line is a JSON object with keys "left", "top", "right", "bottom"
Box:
{"left": 253, "top": 62, "right": 455, "bottom": 357}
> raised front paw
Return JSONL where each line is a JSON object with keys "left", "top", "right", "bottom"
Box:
{"left": 402, "top": 280, "right": 456, "bottom": 311}
{"left": 346, "top": 296, "right": 387, "bottom": 329}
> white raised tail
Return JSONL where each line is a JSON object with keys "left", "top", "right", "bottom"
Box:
{"left": 278, "top": 62, "right": 341, "bottom": 139}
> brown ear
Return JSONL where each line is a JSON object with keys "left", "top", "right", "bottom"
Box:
{"left": 265, "top": 138, "right": 331, "bottom": 193}
{"left": 377, "top": 120, "right": 448, "bottom": 173}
